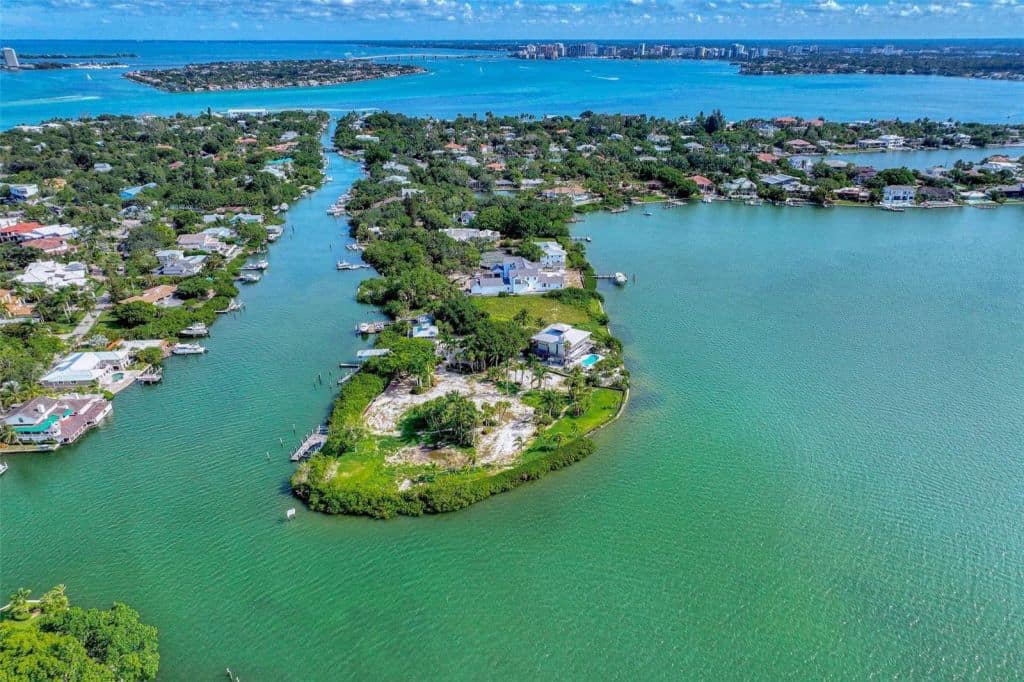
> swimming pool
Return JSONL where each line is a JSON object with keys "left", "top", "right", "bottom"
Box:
{"left": 579, "top": 353, "right": 602, "bottom": 368}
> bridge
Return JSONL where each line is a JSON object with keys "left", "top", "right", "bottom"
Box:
{"left": 349, "top": 53, "right": 495, "bottom": 63}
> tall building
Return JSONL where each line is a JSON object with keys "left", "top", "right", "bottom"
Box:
{"left": 2, "top": 47, "right": 19, "bottom": 68}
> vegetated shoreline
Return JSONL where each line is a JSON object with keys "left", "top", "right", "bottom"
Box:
{"left": 122, "top": 60, "right": 427, "bottom": 93}
{"left": 291, "top": 112, "right": 632, "bottom": 519}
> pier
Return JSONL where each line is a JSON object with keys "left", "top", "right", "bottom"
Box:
{"left": 289, "top": 425, "right": 329, "bottom": 462}
{"left": 138, "top": 367, "right": 163, "bottom": 384}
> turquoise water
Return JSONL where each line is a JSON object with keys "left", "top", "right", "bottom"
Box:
{"left": 580, "top": 353, "right": 601, "bottom": 368}
{"left": 4, "top": 41, "right": 1024, "bottom": 128}
{"left": 2, "top": 42, "right": 1024, "bottom": 679}
{"left": 828, "top": 145, "right": 1024, "bottom": 170}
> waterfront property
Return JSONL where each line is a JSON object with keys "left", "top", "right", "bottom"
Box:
{"left": 470, "top": 253, "right": 567, "bottom": 296}
{"left": 530, "top": 323, "right": 594, "bottom": 366}
{"left": 14, "top": 260, "right": 88, "bottom": 289}
{"left": 40, "top": 350, "right": 131, "bottom": 389}
{"left": 2, "top": 394, "right": 112, "bottom": 446}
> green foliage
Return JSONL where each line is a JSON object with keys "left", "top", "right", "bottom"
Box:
{"left": 363, "top": 334, "right": 438, "bottom": 386}
{"left": 39, "top": 603, "right": 159, "bottom": 681}
{"left": 135, "top": 347, "right": 164, "bottom": 366}
{"left": 406, "top": 392, "right": 480, "bottom": 447}
{"left": 173, "top": 276, "right": 211, "bottom": 300}
{"left": 0, "top": 623, "right": 112, "bottom": 681}
{"left": 113, "top": 301, "right": 157, "bottom": 327}
{"left": 324, "top": 371, "right": 388, "bottom": 455}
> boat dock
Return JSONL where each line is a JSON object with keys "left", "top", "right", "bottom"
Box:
{"left": 356, "top": 320, "right": 390, "bottom": 334}
{"left": 138, "top": 367, "right": 163, "bottom": 384}
{"left": 289, "top": 425, "right": 329, "bottom": 462}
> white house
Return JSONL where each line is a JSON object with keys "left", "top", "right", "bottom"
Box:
{"left": 28, "top": 224, "right": 78, "bottom": 240}
{"left": 15, "top": 261, "right": 88, "bottom": 289}
{"left": 93, "top": 162, "right": 113, "bottom": 173}
{"left": 882, "top": 185, "right": 917, "bottom": 206}
{"left": 536, "top": 241, "right": 567, "bottom": 268}
{"left": 40, "top": 351, "right": 130, "bottom": 388}
{"left": 877, "top": 134, "right": 905, "bottom": 149}
{"left": 530, "top": 323, "right": 593, "bottom": 366}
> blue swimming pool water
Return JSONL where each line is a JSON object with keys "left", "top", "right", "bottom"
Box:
{"left": 580, "top": 354, "right": 601, "bottom": 368}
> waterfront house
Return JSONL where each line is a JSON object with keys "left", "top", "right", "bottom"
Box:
{"left": 536, "top": 241, "right": 567, "bottom": 268}
{"left": 230, "top": 213, "right": 264, "bottom": 224}
{"left": 835, "top": 187, "right": 871, "bottom": 202}
{"left": 878, "top": 134, "right": 905, "bottom": 149}
{"left": 882, "top": 185, "right": 917, "bottom": 206}
{"left": 200, "top": 226, "right": 237, "bottom": 240}
{"left": 530, "top": 324, "right": 593, "bottom": 366}
{"left": 15, "top": 261, "right": 88, "bottom": 289}
{"left": 990, "top": 183, "right": 1024, "bottom": 199}
{"left": 8, "top": 184, "right": 39, "bottom": 202}
{"left": 689, "top": 175, "right": 715, "bottom": 194}
{"left": 40, "top": 350, "right": 130, "bottom": 389}
{"left": 918, "top": 186, "right": 956, "bottom": 202}
{"left": 3, "top": 394, "right": 112, "bottom": 446}
{"left": 721, "top": 177, "right": 757, "bottom": 197}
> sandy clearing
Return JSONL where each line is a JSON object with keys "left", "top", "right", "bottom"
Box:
{"left": 366, "top": 369, "right": 538, "bottom": 466}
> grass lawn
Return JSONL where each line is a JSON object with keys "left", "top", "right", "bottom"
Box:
{"left": 521, "top": 387, "right": 623, "bottom": 462}
{"left": 473, "top": 295, "right": 600, "bottom": 330}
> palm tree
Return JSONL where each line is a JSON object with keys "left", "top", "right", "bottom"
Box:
{"left": 0, "top": 424, "right": 18, "bottom": 447}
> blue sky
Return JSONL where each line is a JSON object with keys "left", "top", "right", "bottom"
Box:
{"left": 3, "top": 0, "right": 1022, "bottom": 40}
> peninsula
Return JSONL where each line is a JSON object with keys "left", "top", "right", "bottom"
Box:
{"left": 124, "top": 59, "right": 426, "bottom": 92}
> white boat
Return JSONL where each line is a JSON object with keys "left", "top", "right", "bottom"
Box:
{"left": 241, "top": 259, "right": 269, "bottom": 271}
{"left": 237, "top": 273, "right": 261, "bottom": 283}
{"left": 0, "top": 461, "right": 8, "bottom": 476}
{"left": 613, "top": 272, "right": 628, "bottom": 285}
{"left": 701, "top": 196, "right": 714, "bottom": 203}
{"left": 336, "top": 260, "right": 369, "bottom": 271}
{"left": 172, "top": 343, "right": 206, "bottom": 355}
{"left": 179, "top": 322, "right": 209, "bottom": 337}
{"left": 643, "top": 209, "right": 653, "bottom": 216}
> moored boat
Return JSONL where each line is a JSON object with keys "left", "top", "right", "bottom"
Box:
{"left": 180, "top": 322, "right": 209, "bottom": 337}
{"left": 241, "top": 259, "right": 269, "bottom": 271}
{"left": 337, "top": 260, "right": 369, "bottom": 271}
{"left": 237, "top": 273, "right": 261, "bottom": 283}
{"left": 613, "top": 272, "right": 628, "bottom": 285}
{"left": 172, "top": 343, "right": 206, "bottom": 355}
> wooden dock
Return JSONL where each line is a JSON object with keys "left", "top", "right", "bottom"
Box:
{"left": 138, "top": 366, "right": 163, "bottom": 384}
{"left": 289, "top": 425, "right": 329, "bottom": 462}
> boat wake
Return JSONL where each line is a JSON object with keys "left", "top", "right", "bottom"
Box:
{"left": 595, "top": 76, "right": 620, "bottom": 81}
{"left": 4, "top": 95, "right": 102, "bottom": 107}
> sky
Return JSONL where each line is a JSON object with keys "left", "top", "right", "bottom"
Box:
{"left": 2, "top": 0, "right": 1023, "bottom": 40}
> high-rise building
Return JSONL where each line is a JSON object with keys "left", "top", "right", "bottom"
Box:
{"left": 2, "top": 47, "right": 19, "bottom": 68}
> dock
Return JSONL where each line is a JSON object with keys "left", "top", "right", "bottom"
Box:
{"left": 355, "top": 320, "right": 390, "bottom": 334}
{"left": 138, "top": 367, "right": 163, "bottom": 384}
{"left": 289, "top": 425, "right": 328, "bottom": 462}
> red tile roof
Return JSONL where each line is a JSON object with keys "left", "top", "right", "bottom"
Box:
{"left": 0, "top": 222, "right": 41, "bottom": 235}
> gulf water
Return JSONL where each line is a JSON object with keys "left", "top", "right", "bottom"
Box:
{"left": 1, "top": 41, "right": 1023, "bottom": 679}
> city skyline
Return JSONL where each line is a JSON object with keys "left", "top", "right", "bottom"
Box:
{"left": 2, "top": 0, "right": 1023, "bottom": 41}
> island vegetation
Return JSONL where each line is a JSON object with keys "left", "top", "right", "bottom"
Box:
{"left": 124, "top": 60, "right": 426, "bottom": 93}
{"left": 291, "top": 111, "right": 631, "bottom": 518}
{"left": 0, "top": 585, "right": 159, "bottom": 680}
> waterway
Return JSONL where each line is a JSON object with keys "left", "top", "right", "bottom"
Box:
{"left": 2, "top": 41, "right": 1024, "bottom": 679}
{"left": 4, "top": 40, "right": 1024, "bottom": 128}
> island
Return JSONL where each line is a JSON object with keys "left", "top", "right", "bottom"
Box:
{"left": 504, "top": 41, "right": 1024, "bottom": 81}
{"left": 123, "top": 59, "right": 426, "bottom": 93}
{"left": 0, "top": 110, "right": 327, "bottom": 452}
{"left": 0, "top": 584, "right": 159, "bottom": 680}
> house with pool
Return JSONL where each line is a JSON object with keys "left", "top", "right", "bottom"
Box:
{"left": 3, "top": 394, "right": 112, "bottom": 446}
{"left": 530, "top": 323, "right": 596, "bottom": 367}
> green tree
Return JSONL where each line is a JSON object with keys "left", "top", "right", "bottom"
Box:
{"left": 39, "top": 585, "right": 70, "bottom": 616}
{"left": 0, "top": 624, "right": 112, "bottom": 681}
{"left": 40, "top": 603, "right": 160, "bottom": 681}
{"left": 113, "top": 301, "right": 158, "bottom": 327}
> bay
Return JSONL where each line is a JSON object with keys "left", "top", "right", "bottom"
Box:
{"left": 1, "top": 40, "right": 1024, "bottom": 680}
